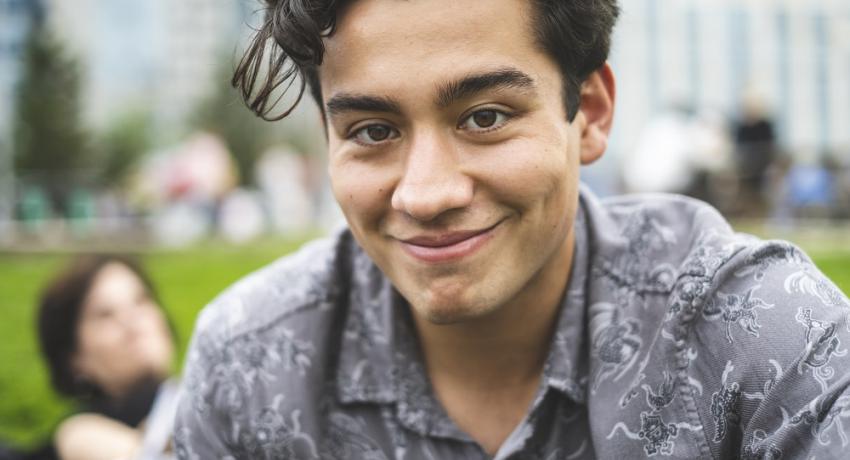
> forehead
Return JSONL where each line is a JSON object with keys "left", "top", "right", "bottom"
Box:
{"left": 84, "top": 263, "right": 141, "bottom": 304}
{"left": 320, "top": 0, "right": 558, "bottom": 101}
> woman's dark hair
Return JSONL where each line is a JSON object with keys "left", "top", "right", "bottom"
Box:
{"left": 234, "top": 0, "right": 620, "bottom": 122}
{"left": 37, "top": 254, "right": 172, "bottom": 399}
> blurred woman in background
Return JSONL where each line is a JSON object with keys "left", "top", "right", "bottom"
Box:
{"left": 37, "top": 255, "right": 178, "bottom": 460}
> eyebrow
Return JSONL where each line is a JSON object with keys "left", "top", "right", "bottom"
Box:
{"left": 435, "top": 67, "right": 537, "bottom": 108}
{"left": 324, "top": 67, "right": 537, "bottom": 118}
{"left": 325, "top": 94, "right": 403, "bottom": 117}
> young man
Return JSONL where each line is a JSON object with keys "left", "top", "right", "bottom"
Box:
{"left": 174, "top": 0, "right": 850, "bottom": 458}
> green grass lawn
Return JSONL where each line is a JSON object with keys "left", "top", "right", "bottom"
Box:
{"left": 0, "top": 234, "right": 848, "bottom": 450}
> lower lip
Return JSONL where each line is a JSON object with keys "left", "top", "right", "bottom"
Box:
{"left": 400, "top": 226, "right": 498, "bottom": 264}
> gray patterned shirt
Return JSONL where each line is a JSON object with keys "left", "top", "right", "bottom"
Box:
{"left": 174, "top": 186, "right": 850, "bottom": 459}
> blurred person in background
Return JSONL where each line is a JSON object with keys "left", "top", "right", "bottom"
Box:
{"left": 782, "top": 150, "right": 837, "bottom": 220}
{"left": 829, "top": 152, "right": 850, "bottom": 219}
{"left": 36, "top": 255, "right": 178, "bottom": 460}
{"left": 732, "top": 92, "right": 778, "bottom": 217}
{"left": 624, "top": 103, "right": 732, "bottom": 206}
{"left": 623, "top": 103, "right": 697, "bottom": 195}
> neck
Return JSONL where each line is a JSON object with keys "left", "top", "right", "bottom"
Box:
{"left": 88, "top": 375, "right": 164, "bottom": 427}
{"left": 412, "top": 229, "right": 575, "bottom": 390}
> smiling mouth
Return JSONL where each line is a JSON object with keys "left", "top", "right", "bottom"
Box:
{"left": 398, "top": 221, "right": 502, "bottom": 263}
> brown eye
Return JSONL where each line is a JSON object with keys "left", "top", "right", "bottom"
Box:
{"left": 460, "top": 109, "right": 510, "bottom": 132}
{"left": 366, "top": 125, "right": 390, "bottom": 141}
{"left": 352, "top": 124, "right": 397, "bottom": 145}
{"left": 472, "top": 110, "right": 498, "bottom": 128}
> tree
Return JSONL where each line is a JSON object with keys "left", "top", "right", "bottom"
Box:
{"left": 96, "top": 111, "right": 152, "bottom": 188}
{"left": 12, "top": 23, "right": 91, "bottom": 213}
{"left": 13, "top": 23, "right": 90, "bottom": 176}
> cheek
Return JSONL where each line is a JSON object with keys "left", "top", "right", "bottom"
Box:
{"left": 475, "top": 137, "right": 574, "bottom": 209}
{"left": 77, "top": 323, "right": 120, "bottom": 355}
{"left": 141, "top": 309, "right": 171, "bottom": 341}
{"left": 74, "top": 323, "right": 124, "bottom": 379}
{"left": 329, "top": 159, "right": 397, "bottom": 229}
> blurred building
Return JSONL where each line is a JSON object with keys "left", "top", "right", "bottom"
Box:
{"left": 0, "top": 0, "right": 333, "bottom": 246}
{"left": 589, "top": 0, "right": 850, "bottom": 195}
{"left": 0, "top": 0, "right": 43, "bottom": 229}
{"left": 45, "top": 0, "right": 256, "bottom": 138}
{"left": 0, "top": 0, "right": 42, "bottom": 132}
{"left": 4, "top": 0, "right": 849, "bottom": 244}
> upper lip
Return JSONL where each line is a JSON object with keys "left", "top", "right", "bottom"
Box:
{"left": 399, "top": 222, "right": 500, "bottom": 247}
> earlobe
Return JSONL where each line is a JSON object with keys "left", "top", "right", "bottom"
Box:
{"left": 580, "top": 125, "right": 608, "bottom": 165}
{"left": 578, "top": 63, "right": 616, "bottom": 166}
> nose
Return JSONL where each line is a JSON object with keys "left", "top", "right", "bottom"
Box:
{"left": 118, "top": 308, "right": 139, "bottom": 338}
{"left": 117, "top": 305, "right": 147, "bottom": 339}
{"left": 391, "top": 132, "right": 473, "bottom": 222}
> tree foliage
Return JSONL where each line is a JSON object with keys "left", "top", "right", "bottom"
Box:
{"left": 13, "top": 23, "right": 90, "bottom": 176}
{"left": 96, "top": 111, "right": 151, "bottom": 188}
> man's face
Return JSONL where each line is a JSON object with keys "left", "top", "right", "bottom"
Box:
{"left": 321, "top": 0, "right": 594, "bottom": 323}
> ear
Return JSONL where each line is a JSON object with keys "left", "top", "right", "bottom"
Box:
{"left": 577, "top": 63, "right": 616, "bottom": 166}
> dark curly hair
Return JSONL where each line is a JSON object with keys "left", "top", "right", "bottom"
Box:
{"left": 37, "top": 255, "right": 173, "bottom": 399}
{"left": 234, "top": 0, "right": 620, "bottom": 122}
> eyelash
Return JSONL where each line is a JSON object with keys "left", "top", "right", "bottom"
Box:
{"left": 347, "top": 124, "right": 400, "bottom": 147}
{"left": 457, "top": 108, "right": 513, "bottom": 134}
{"left": 346, "top": 108, "right": 515, "bottom": 147}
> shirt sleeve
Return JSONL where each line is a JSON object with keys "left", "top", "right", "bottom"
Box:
{"left": 692, "top": 240, "right": 850, "bottom": 458}
{"left": 173, "top": 305, "right": 238, "bottom": 460}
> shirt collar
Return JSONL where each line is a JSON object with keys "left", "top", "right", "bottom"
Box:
{"left": 335, "top": 252, "right": 469, "bottom": 439}
{"left": 335, "top": 247, "right": 398, "bottom": 405}
{"left": 540, "top": 196, "right": 591, "bottom": 404}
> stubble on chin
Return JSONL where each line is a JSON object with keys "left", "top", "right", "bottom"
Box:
{"left": 406, "top": 278, "right": 502, "bottom": 326}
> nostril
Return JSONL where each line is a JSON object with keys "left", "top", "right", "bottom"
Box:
{"left": 392, "top": 178, "right": 474, "bottom": 222}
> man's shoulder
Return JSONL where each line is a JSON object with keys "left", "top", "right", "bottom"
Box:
{"left": 677, "top": 232, "right": 849, "bottom": 344}
{"left": 664, "top": 227, "right": 850, "bottom": 456}
{"left": 585, "top": 191, "right": 746, "bottom": 295}
{"left": 190, "top": 229, "right": 357, "bottom": 350}
{"left": 596, "top": 191, "right": 734, "bottom": 242}
{"left": 589, "top": 192, "right": 811, "bottom": 280}
{"left": 584, "top": 189, "right": 848, "bottom": 344}
{"left": 175, "top": 230, "right": 371, "bottom": 455}
{"left": 585, "top": 195, "right": 850, "bottom": 457}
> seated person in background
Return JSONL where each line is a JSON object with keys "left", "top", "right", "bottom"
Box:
{"left": 38, "top": 255, "right": 179, "bottom": 460}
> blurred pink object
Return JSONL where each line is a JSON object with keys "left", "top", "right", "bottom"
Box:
{"left": 167, "top": 132, "right": 235, "bottom": 201}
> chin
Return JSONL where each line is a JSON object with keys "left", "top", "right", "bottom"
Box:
{"left": 419, "top": 307, "right": 473, "bottom": 325}
{"left": 136, "top": 348, "right": 173, "bottom": 377}
{"left": 411, "top": 291, "right": 498, "bottom": 325}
